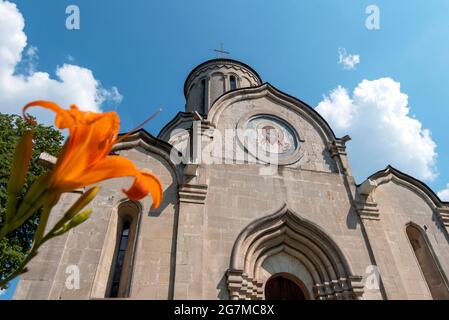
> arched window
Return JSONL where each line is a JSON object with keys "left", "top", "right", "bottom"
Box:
{"left": 406, "top": 223, "right": 449, "bottom": 299}
{"left": 200, "top": 78, "right": 206, "bottom": 113}
{"left": 109, "top": 220, "right": 130, "bottom": 297}
{"left": 107, "top": 202, "right": 140, "bottom": 298}
{"left": 229, "top": 75, "right": 237, "bottom": 90}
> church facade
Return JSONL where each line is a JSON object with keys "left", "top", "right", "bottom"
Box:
{"left": 14, "top": 59, "right": 449, "bottom": 300}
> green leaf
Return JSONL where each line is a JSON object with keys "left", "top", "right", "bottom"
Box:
{"left": 52, "top": 187, "right": 100, "bottom": 233}
{"left": 5, "top": 131, "right": 33, "bottom": 224}
{"left": 6, "top": 177, "right": 50, "bottom": 235}
{"left": 32, "top": 193, "right": 59, "bottom": 247}
{"left": 15, "top": 173, "right": 51, "bottom": 217}
{"left": 8, "top": 173, "right": 52, "bottom": 234}
{"left": 67, "top": 209, "right": 92, "bottom": 229}
{"left": 51, "top": 209, "right": 92, "bottom": 238}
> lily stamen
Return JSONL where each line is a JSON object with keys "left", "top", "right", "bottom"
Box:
{"left": 115, "top": 107, "right": 163, "bottom": 143}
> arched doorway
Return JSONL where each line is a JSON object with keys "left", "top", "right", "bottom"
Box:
{"left": 227, "top": 205, "right": 360, "bottom": 300}
{"left": 264, "top": 274, "right": 308, "bottom": 300}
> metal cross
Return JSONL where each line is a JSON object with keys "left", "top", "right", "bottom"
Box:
{"left": 213, "top": 43, "right": 230, "bottom": 58}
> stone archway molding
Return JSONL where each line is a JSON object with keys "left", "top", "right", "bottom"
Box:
{"left": 226, "top": 204, "right": 364, "bottom": 300}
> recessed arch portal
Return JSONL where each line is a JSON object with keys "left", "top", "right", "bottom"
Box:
{"left": 264, "top": 273, "right": 309, "bottom": 300}
{"left": 226, "top": 204, "right": 363, "bottom": 300}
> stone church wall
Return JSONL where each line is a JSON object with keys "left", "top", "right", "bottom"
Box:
{"left": 369, "top": 181, "right": 449, "bottom": 299}
{"left": 14, "top": 147, "right": 178, "bottom": 299}
{"left": 194, "top": 164, "right": 374, "bottom": 299}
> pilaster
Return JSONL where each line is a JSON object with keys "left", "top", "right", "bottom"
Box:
{"left": 327, "top": 135, "right": 352, "bottom": 175}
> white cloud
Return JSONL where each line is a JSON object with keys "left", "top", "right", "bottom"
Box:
{"left": 0, "top": 288, "right": 5, "bottom": 295}
{"left": 438, "top": 184, "right": 449, "bottom": 201}
{"left": 338, "top": 48, "right": 360, "bottom": 70}
{"left": 25, "top": 45, "right": 37, "bottom": 57}
{"left": 0, "top": 0, "right": 122, "bottom": 124}
{"left": 66, "top": 54, "right": 75, "bottom": 62}
{"left": 316, "top": 77, "right": 437, "bottom": 182}
{"left": 314, "top": 85, "right": 355, "bottom": 130}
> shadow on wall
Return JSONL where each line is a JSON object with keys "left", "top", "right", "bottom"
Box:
{"left": 431, "top": 211, "right": 449, "bottom": 244}
{"left": 346, "top": 207, "right": 359, "bottom": 230}
{"left": 148, "top": 181, "right": 177, "bottom": 218}
{"left": 144, "top": 161, "right": 180, "bottom": 299}
{"left": 322, "top": 149, "right": 339, "bottom": 174}
{"left": 217, "top": 274, "right": 229, "bottom": 300}
{"left": 146, "top": 178, "right": 179, "bottom": 299}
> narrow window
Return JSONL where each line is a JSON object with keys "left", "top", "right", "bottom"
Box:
{"left": 229, "top": 75, "right": 237, "bottom": 90}
{"left": 109, "top": 220, "right": 131, "bottom": 297}
{"left": 406, "top": 224, "right": 449, "bottom": 299}
{"left": 201, "top": 79, "right": 206, "bottom": 113}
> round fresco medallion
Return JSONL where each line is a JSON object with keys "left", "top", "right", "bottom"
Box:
{"left": 245, "top": 115, "right": 299, "bottom": 158}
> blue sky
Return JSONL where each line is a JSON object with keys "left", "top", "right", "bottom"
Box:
{"left": 0, "top": 278, "right": 18, "bottom": 300}
{"left": 1, "top": 0, "right": 448, "bottom": 183}
{"left": 0, "top": 0, "right": 447, "bottom": 181}
{"left": 1, "top": 0, "right": 449, "bottom": 299}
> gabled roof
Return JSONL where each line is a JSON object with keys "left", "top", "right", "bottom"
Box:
{"left": 363, "top": 165, "right": 448, "bottom": 207}
{"left": 113, "top": 128, "right": 182, "bottom": 183}
{"left": 207, "top": 82, "right": 340, "bottom": 142}
{"left": 157, "top": 112, "right": 195, "bottom": 141}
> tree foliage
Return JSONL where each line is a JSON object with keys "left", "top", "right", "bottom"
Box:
{"left": 0, "top": 113, "right": 63, "bottom": 284}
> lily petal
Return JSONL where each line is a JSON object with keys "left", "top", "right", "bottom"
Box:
{"left": 23, "top": 101, "right": 75, "bottom": 129}
{"left": 57, "top": 110, "right": 120, "bottom": 178}
{"left": 58, "top": 156, "right": 163, "bottom": 205}
{"left": 63, "top": 156, "right": 139, "bottom": 189}
{"left": 123, "top": 171, "right": 163, "bottom": 207}
{"left": 22, "top": 101, "right": 163, "bottom": 207}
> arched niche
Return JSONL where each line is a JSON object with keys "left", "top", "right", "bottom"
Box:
{"left": 406, "top": 223, "right": 449, "bottom": 299}
{"left": 226, "top": 204, "right": 363, "bottom": 300}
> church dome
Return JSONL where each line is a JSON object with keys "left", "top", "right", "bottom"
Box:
{"left": 184, "top": 58, "right": 262, "bottom": 115}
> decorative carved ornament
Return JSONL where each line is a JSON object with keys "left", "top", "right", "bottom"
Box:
{"left": 226, "top": 204, "right": 364, "bottom": 300}
{"left": 355, "top": 179, "right": 380, "bottom": 221}
{"left": 178, "top": 183, "right": 208, "bottom": 204}
{"left": 236, "top": 112, "right": 304, "bottom": 166}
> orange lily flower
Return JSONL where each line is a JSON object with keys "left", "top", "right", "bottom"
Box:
{"left": 23, "top": 101, "right": 162, "bottom": 208}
